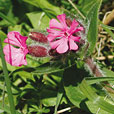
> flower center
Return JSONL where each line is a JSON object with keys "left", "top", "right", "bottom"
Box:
{"left": 64, "top": 31, "right": 70, "bottom": 38}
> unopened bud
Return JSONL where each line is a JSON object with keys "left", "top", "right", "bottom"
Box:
{"left": 29, "top": 32, "right": 48, "bottom": 43}
{"left": 28, "top": 46, "right": 48, "bottom": 57}
{"left": 66, "top": 18, "right": 72, "bottom": 27}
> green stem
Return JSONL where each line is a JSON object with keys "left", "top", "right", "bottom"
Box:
{"left": 0, "top": 39, "right": 16, "bottom": 114}
{"left": 54, "top": 79, "right": 63, "bottom": 114}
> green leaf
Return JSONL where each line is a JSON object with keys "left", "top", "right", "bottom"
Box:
{"left": 32, "top": 62, "right": 64, "bottom": 75}
{"left": 86, "top": 0, "right": 102, "bottom": 54}
{"left": 26, "top": 11, "right": 50, "bottom": 30}
{"left": 13, "top": 70, "right": 33, "bottom": 82}
{"left": 0, "top": 0, "right": 12, "bottom": 14}
{"left": 31, "top": 59, "right": 76, "bottom": 75}
{"left": 100, "top": 22, "right": 114, "bottom": 40}
{"left": 0, "top": 102, "right": 21, "bottom": 114}
{"left": 63, "top": 66, "right": 90, "bottom": 112}
{"left": 103, "top": 68, "right": 114, "bottom": 77}
{"left": 0, "top": 31, "right": 6, "bottom": 70}
{"left": 102, "top": 68, "right": 114, "bottom": 88}
{"left": 23, "top": 0, "right": 61, "bottom": 17}
{"left": 41, "top": 89, "right": 57, "bottom": 106}
{"left": 83, "top": 77, "right": 114, "bottom": 85}
{"left": 0, "top": 30, "right": 7, "bottom": 44}
{"left": 0, "top": 12, "right": 15, "bottom": 25}
{"left": 63, "top": 65, "right": 112, "bottom": 113}
{"left": 80, "top": 78, "right": 114, "bottom": 113}
{"left": 99, "top": 22, "right": 114, "bottom": 31}
{"left": 77, "top": 0, "right": 97, "bottom": 16}
{"left": 8, "top": 25, "right": 22, "bottom": 33}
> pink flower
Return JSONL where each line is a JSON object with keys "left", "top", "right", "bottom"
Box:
{"left": 3, "top": 31, "right": 28, "bottom": 66}
{"left": 47, "top": 14, "right": 83, "bottom": 54}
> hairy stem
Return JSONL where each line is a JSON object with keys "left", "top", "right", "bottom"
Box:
{"left": 85, "top": 57, "right": 114, "bottom": 93}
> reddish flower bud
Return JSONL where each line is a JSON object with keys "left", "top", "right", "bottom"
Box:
{"left": 29, "top": 32, "right": 48, "bottom": 43}
{"left": 66, "top": 18, "right": 72, "bottom": 27}
{"left": 27, "top": 45, "right": 48, "bottom": 57}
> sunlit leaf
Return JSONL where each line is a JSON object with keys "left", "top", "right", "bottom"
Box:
{"left": 26, "top": 11, "right": 50, "bottom": 30}
{"left": 23, "top": 0, "right": 62, "bottom": 17}
{"left": 80, "top": 78, "right": 114, "bottom": 113}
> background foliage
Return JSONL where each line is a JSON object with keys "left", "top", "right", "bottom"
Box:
{"left": 0, "top": 0, "right": 114, "bottom": 114}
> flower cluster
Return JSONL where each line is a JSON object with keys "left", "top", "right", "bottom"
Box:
{"left": 3, "top": 14, "right": 84, "bottom": 66}
{"left": 47, "top": 14, "right": 83, "bottom": 54}
{"left": 3, "top": 31, "right": 49, "bottom": 66}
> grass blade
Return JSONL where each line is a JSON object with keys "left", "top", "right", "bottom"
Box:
{"left": 0, "top": 39, "right": 16, "bottom": 114}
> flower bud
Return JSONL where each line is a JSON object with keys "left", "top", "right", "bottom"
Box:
{"left": 28, "top": 45, "right": 48, "bottom": 57}
{"left": 66, "top": 18, "right": 72, "bottom": 27}
{"left": 29, "top": 32, "right": 48, "bottom": 43}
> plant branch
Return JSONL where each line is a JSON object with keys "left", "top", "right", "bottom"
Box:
{"left": 84, "top": 57, "right": 114, "bottom": 93}
{"left": 57, "top": 106, "right": 75, "bottom": 114}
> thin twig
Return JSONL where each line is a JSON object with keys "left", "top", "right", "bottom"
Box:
{"left": 57, "top": 106, "right": 75, "bottom": 114}
{"left": 67, "top": 0, "right": 86, "bottom": 20}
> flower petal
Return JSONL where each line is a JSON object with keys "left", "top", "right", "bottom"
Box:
{"left": 74, "top": 27, "right": 84, "bottom": 33}
{"left": 47, "top": 29, "right": 64, "bottom": 36}
{"left": 49, "top": 19, "right": 63, "bottom": 30}
{"left": 69, "top": 39, "right": 78, "bottom": 50}
{"left": 4, "top": 31, "right": 28, "bottom": 47}
{"left": 47, "top": 34, "right": 56, "bottom": 42}
{"left": 50, "top": 40, "right": 61, "bottom": 49}
{"left": 3, "top": 44, "right": 28, "bottom": 66}
{"left": 50, "top": 38, "right": 68, "bottom": 54}
{"left": 56, "top": 38, "right": 68, "bottom": 54}
{"left": 69, "top": 19, "right": 79, "bottom": 34}
{"left": 47, "top": 29, "right": 64, "bottom": 41}
{"left": 70, "top": 35, "right": 80, "bottom": 42}
{"left": 57, "top": 14, "right": 67, "bottom": 30}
